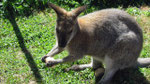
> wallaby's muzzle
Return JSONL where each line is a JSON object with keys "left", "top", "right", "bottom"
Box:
{"left": 58, "top": 33, "right": 67, "bottom": 48}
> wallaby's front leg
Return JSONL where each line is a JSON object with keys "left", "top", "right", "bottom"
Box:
{"left": 46, "top": 55, "right": 83, "bottom": 67}
{"left": 66, "top": 57, "right": 104, "bottom": 71}
{"left": 66, "top": 57, "right": 100, "bottom": 71}
{"left": 41, "top": 44, "right": 64, "bottom": 63}
{"left": 46, "top": 44, "right": 64, "bottom": 57}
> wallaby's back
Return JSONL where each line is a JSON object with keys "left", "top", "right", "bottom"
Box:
{"left": 68, "top": 9, "right": 143, "bottom": 67}
{"left": 78, "top": 9, "right": 142, "bottom": 38}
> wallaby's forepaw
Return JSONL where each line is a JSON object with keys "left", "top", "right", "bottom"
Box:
{"left": 46, "top": 61, "right": 58, "bottom": 67}
{"left": 42, "top": 56, "right": 58, "bottom": 67}
{"left": 41, "top": 55, "right": 49, "bottom": 63}
{"left": 42, "top": 57, "right": 57, "bottom": 67}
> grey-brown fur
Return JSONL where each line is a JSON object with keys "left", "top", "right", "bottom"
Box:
{"left": 41, "top": 3, "right": 150, "bottom": 84}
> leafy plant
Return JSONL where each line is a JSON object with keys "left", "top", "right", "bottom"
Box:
{"left": 1, "top": 0, "right": 150, "bottom": 19}
{"left": 126, "top": 7, "right": 150, "bottom": 16}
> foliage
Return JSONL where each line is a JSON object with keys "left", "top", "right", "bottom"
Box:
{"left": 126, "top": 7, "right": 150, "bottom": 16}
{"left": 0, "top": 0, "right": 150, "bottom": 19}
{"left": 0, "top": 0, "right": 49, "bottom": 18}
{"left": 88, "top": 0, "right": 150, "bottom": 8}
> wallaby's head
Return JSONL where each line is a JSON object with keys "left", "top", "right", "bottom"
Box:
{"left": 49, "top": 3, "right": 87, "bottom": 48}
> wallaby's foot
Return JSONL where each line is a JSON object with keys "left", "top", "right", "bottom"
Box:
{"left": 41, "top": 55, "right": 49, "bottom": 63}
{"left": 95, "top": 68, "right": 105, "bottom": 83}
{"left": 66, "top": 64, "right": 92, "bottom": 71}
{"left": 97, "top": 75, "right": 112, "bottom": 84}
{"left": 65, "top": 65, "right": 81, "bottom": 71}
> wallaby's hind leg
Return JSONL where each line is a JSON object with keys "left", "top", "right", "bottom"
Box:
{"left": 66, "top": 57, "right": 103, "bottom": 71}
{"left": 98, "top": 68, "right": 118, "bottom": 84}
{"left": 97, "top": 56, "right": 118, "bottom": 84}
{"left": 66, "top": 57, "right": 93, "bottom": 71}
{"left": 66, "top": 63, "right": 92, "bottom": 71}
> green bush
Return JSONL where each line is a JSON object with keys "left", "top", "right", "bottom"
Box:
{"left": 0, "top": 0, "right": 150, "bottom": 19}
{"left": 0, "top": 0, "right": 49, "bottom": 18}
{"left": 88, "top": 0, "right": 150, "bottom": 8}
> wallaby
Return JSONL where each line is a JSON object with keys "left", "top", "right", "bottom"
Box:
{"left": 41, "top": 3, "right": 150, "bottom": 84}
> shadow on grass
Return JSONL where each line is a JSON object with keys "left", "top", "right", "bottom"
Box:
{"left": 113, "top": 68, "right": 150, "bottom": 84}
{"left": 7, "top": 13, "right": 43, "bottom": 84}
{"left": 95, "top": 68, "right": 150, "bottom": 84}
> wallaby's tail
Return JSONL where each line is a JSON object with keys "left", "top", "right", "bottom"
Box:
{"left": 135, "top": 58, "right": 150, "bottom": 68}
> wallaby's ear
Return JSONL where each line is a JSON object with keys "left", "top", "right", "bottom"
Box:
{"left": 48, "top": 3, "right": 66, "bottom": 16}
{"left": 71, "top": 5, "right": 87, "bottom": 18}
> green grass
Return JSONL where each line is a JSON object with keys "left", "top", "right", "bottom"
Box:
{"left": 0, "top": 7, "right": 150, "bottom": 84}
